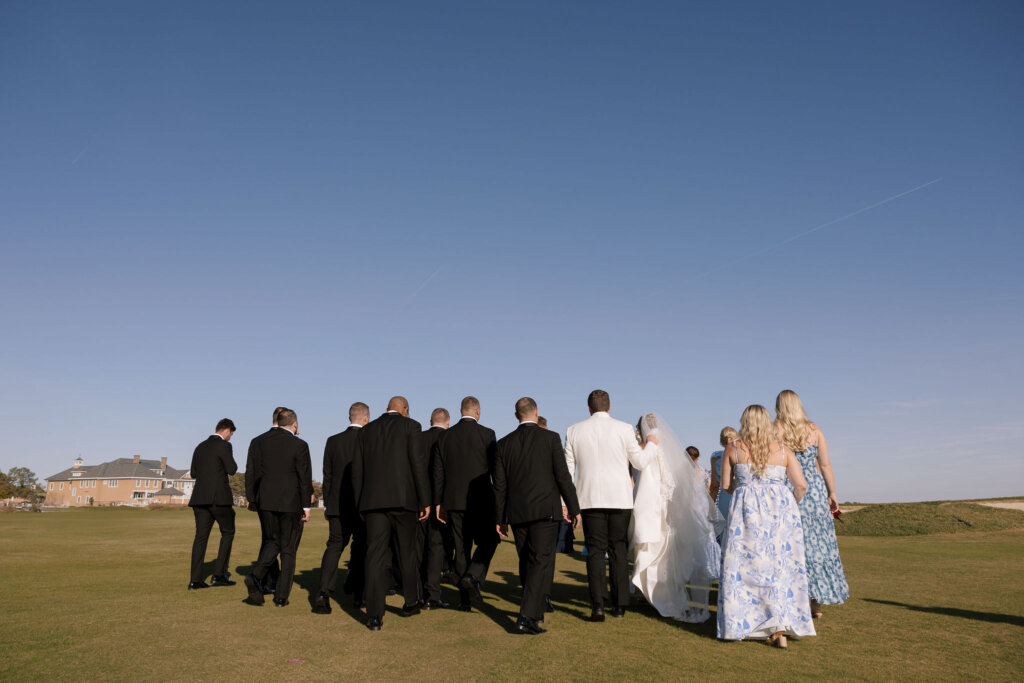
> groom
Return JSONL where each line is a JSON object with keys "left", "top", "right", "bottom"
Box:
{"left": 564, "top": 389, "right": 656, "bottom": 621}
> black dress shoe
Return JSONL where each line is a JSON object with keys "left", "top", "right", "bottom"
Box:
{"left": 244, "top": 575, "right": 265, "bottom": 605}
{"left": 400, "top": 603, "right": 421, "bottom": 617}
{"left": 610, "top": 607, "right": 626, "bottom": 618}
{"left": 187, "top": 581, "right": 209, "bottom": 590}
{"left": 458, "top": 603, "right": 472, "bottom": 612}
{"left": 367, "top": 616, "right": 383, "bottom": 631}
{"left": 210, "top": 575, "right": 236, "bottom": 587}
{"left": 460, "top": 576, "right": 485, "bottom": 608}
{"left": 590, "top": 606, "right": 605, "bottom": 622}
{"left": 422, "top": 599, "right": 450, "bottom": 610}
{"left": 273, "top": 598, "right": 289, "bottom": 607}
{"left": 544, "top": 596, "right": 554, "bottom": 613}
{"left": 260, "top": 582, "right": 276, "bottom": 595}
{"left": 353, "top": 597, "right": 366, "bottom": 609}
{"left": 386, "top": 588, "right": 397, "bottom": 596}
{"left": 312, "top": 592, "right": 332, "bottom": 614}
{"left": 516, "top": 616, "right": 547, "bottom": 635}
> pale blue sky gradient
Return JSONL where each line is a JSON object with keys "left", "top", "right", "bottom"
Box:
{"left": 1, "top": 2, "right": 1021, "bottom": 502}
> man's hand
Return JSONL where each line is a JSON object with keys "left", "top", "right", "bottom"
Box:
{"left": 418, "top": 506, "right": 430, "bottom": 521}
{"left": 436, "top": 505, "right": 448, "bottom": 524}
{"left": 571, "top": 514, "right": 581, "bottom": 529}
{"left": 302, "top": 509, "right": 312, "bottom": 523}
{"left": 247, "top": 502, "right": 257, "bottom": 512}
{"left": 561, "top": 506, "right": 570, "bottom": 523}
{"left": 496, "top": 523, "right": 509, "bottom": 538}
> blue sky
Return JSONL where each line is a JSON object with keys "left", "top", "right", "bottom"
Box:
{"left": 1, "top": 2, "right": 1021, "bottom": 502}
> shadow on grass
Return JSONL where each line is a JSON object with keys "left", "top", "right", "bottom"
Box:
{"left": 862, "top": 599, "right": 1024, "bottom": 626}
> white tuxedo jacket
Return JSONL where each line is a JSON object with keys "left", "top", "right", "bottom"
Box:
{"left": 564, "top": 412, "right": 654, "bottom": 510}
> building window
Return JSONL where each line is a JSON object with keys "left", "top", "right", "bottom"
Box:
{"left": 136, "top": 480, "right": 141, "bottom": 487}
{"left": 133, "top": 492, "right": 145, "bottom": 499}
{"left": 60, "top": 482, "right": 64, "bottom": 490}
{"left": 107, "top": 480, "right": 118, "bottom": 487}
{"left": 76, "top": 497, "right": 81, "bottom": 504}
{"left": 49, "top": 483, "right": 54, "bottom": 491}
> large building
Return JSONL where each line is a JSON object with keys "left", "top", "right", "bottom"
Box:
{"left": 45, "top": 455, "right": 194, "bottom": 507}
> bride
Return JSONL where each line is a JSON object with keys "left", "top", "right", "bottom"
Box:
{"left": 630, "top": 413, "right": 725, "bottom": 622}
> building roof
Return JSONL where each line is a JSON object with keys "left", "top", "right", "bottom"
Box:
{"left": 46, "top": 457, "right": 192, "bottom": 482}
{"left": 154, "top": 487, "right": 185, "bottom": 496}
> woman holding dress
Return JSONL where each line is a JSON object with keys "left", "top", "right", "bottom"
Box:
{"left": 718, "top": 405, "right": 815, "bottom": 648}
{"left": 775, "top": 390, "right": 850, "bottom": 618}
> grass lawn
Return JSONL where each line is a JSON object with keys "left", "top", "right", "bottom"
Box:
{"left": 1, "top": 507, "right": 1022, "bottom": 681}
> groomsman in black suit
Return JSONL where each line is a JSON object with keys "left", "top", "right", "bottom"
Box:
{"left": 313, "top": 402, "right": 370, "bottom": 614}
{"left": 352, "top": 396, "right": 430, "bottom": 631}
{"left": 417, "top": 407, "right": 450, "bottom": 610}
{"left": 187, "top": 418, "right": 238, "bottom": 590}
{"left": 245, "top": 406, "right": 286, "bottom": 593}
{"left": 434, "top": 396, "right": 500, "bottom": 611}
{"left": 493, "top": 397, "right": 581, "bottom": 634}
{"left": 244, "top": 409, "right": 313, "bottom": 607}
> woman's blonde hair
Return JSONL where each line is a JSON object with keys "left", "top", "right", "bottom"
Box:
{"left": 739, "top": 405, "right": 775, "bottom": 475}
{"left": 719, "top": 426, "right": 738, "bottom": 447}
{"left": 775, "top": 389, "right": 814, "bottom": 452}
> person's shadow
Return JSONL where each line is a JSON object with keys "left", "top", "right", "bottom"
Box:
{"left": 292, "top": 567, "right": 369, "bottom": 622}
{"left": 862, "top": 598, "right": 1024, "bottom": 626}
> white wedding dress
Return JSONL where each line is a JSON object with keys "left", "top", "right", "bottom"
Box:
{"left": 630, "top": 413, "right": 725, "bottom": 622}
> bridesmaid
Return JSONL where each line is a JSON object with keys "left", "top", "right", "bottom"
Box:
{"left": 718, "top": 405, "right": 815, "bottom": 647}
{"left": 709, "top": 426, "right": 738, "bottom": 526}
{"left": 775, "top": 390, "right": 850, "bottom": 617}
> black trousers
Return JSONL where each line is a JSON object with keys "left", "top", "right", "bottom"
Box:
{"left": 364, "top": 509, "right": 419, "bottom": 619}
{"left": 252, "top": 510, "right": 302, "bottom": 602}
{"left": 448, "top": 508, "right": 499, "bottom": 600}
{"left": 256, "top": 508, "right": 281, "bottom": 585}
{"left": 415, "top": 517, "right": 445, "bottom": 602}
{"left": 581, "top": 508, "right": 632, "bottom": 608}
{"left": 511, "top": 519, "right": 559, "bottom": 621}
{"left": 190, "top": 505, "right": 235, "bottom": 582}
{"left": 318, "top": 514, "right": 366, "bottom": 598}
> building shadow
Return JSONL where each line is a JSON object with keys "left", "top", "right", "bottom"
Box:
{"left": 862, "top": 598, "right": 1024, "bottom": 626}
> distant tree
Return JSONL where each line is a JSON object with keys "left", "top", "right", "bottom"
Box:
{"left": 6, "top": 467, "right": 39, "bottom": 499}
{"left": 0, "top": 471, "right": 11, "bottom": 499}
{"left": 312, "top": 480, "right": 323, "bottom": 506}
{"left": 229, "top": 472, "right": 247, "bottom": 503}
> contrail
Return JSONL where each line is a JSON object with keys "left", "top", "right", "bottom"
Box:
{"left": 70, "top": 143, "right": 90, "bottom": 166}
{"left": 694, "top": 177, "right": 943, "bottom": 279}
{"left": 412, "top": 266, "right": 442, "bottom": 295}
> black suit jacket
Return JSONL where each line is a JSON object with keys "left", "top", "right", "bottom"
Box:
{"left": 421, "top": 426, "right": 445, "bottom": 507}
{"left": 434, "top": 417, "right": 497, "bottom": 512}
{"left": 189, "top": 435, "right": 237, "bottom": 507}
{"left": 494, "top": 422, "right": 580, "bottom": 525}
{"left": 352, "top": 412, "right": 429, "bottom": 513}
{"left": 323, "top": 426, "right": 361, "bottom": 521}
{"left": 245, "top": 427, "right": 277, "bottom": 505}
{"left": 246, "top": 428, "right": 313, "bottom": 513}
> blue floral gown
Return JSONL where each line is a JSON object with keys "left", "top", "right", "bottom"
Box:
{"left": 717, "top": 463, "right": 815, "bottom": 640}
{"left": 790, "top": 445, "right": 850, "bottom": 604}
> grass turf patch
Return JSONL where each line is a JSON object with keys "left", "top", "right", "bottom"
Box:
{"left": 837, "top": 502, "right": 1024, "bottom": 536}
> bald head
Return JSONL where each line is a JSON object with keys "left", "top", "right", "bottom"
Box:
{"left": 387, "top": 395, "right": 409, "bottom": 416}
{"left": 515, "top": 397, "right": 538, "bottom": 422}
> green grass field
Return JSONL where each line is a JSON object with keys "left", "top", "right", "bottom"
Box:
{"left": 1, "top": 506, "right": 1022, "bottom": 681}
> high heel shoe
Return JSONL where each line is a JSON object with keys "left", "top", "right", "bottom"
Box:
{"left": 770, "top": 632, "right": 788, "bottom": 649}
{"left": 810, "top": 599, "right": 822, "bottom": 619}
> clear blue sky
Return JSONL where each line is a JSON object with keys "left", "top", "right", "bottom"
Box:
{"left": 1, "top": 2, "right": 1021, "bottom": 502}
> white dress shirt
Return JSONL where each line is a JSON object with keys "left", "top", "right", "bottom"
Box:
{"left": 565, "top": 411, "right": 654, "bottom": 510}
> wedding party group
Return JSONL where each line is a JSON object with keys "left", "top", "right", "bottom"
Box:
{"left": 185, "top": 388, "right": 849, "bottom": 646}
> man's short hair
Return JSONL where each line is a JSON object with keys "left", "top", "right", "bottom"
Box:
{"left": 273, "top": 406, "right": 287, "bottom": 423}
{"left": 387, "top": 396, "right": 409, "bottom": 412}
{"left": 537, "top": 416, "right": 548, "bottom": 429}
{"left": 216, "top": 418, "right": 236, "bottom": 433}
{"left": 277, "top": 409, "right": 297, "bottom": 427}
{"left": 686, "top": 446, "right": 699, "bottom": 460}
{"left": 349, "top": 402, "right": 369, "bottom": 421}
{"left": 587, "top": 389, "right": 610, "bottom": 412}
{"left": 460, "top": 396, "right": 480, "bottom": 414}
{"left": 515, "top": 397, "right": 538, "bottom": 419}
{"left": 431, "top": 407, "right": 450, "bottom": 425}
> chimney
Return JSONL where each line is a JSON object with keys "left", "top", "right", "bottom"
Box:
{"left": 160, "top": 457, "right": 167, "bottom": 471}
{"left": 133, "top": 455, "right": 141, "bottom": 464}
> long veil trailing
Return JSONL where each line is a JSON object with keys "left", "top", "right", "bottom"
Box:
{"left": 630, "top": 412, "right": 724, "bottom": 623}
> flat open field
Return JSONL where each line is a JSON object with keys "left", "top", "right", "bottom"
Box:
{"left": 1, "top": 506, "right": 1022, "bottom": 681}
